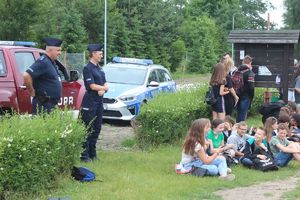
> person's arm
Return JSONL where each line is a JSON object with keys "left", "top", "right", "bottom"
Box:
{"left": 220, "top": 84, "right": 230, "bottom": 96}
{"left": 295, "top": 88, "right": 300, "bottom": 94}
{"left": 294, "top": 76, "right": 300, "bottom": 93}
{"left": 23, "top": 72, "right": 35, "bottom": 97}
{"left": 229, "top": 88, "right": 239, "bottom": 103}
{"left": 90, "top": 83, "right": 108, "bottom": 92}
{"left": 275, "top": 143, "right": 300, "bottom": 154}
{"left": 197, "top": 147, "right": 221, "bottom": 164}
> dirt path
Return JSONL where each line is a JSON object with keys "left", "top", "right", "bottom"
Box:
{"left": 97, "top": 121, "right": 135, "bottom": 151}
{"left": 215, "top": 171, "right": 300, "bottom": 200}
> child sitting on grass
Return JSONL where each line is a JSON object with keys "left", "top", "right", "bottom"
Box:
{"left": 241, "top": 127, "right": 273, "bottom": 169}
{"left": 207, "top": 118, "right": 235, "bottom": 166}
{"left": 177, "top": 118, "right": 235, "bottom": 180}
{"left": 270, "top": 123, "right": 300, "bottom": 167}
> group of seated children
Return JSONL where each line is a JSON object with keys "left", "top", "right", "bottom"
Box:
{"left": 176, "top": 114, "right": 300, "bottom": 181}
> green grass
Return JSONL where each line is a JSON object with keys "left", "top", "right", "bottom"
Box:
{"left": 171, "top": 71, "right": 209, "bottom": 80}
{"left": 5, "top": 117, "right": 300, "bottom": 200}
{"left": 11, "top": 144, "right": 299, "bottom": 200}
{"left": 121, "top": 138, "right": 137, "bottom": 148}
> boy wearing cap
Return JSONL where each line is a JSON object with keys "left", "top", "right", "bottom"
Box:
{"left": 23, "top": 37, "right": 62, "bottom": 114}
{"left": 80, "top": 43, "right": 109, "bottom": 162}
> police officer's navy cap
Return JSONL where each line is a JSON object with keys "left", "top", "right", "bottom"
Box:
{"left": 87, "top": 44, "right": 104, "bottom": 52}
{"left": 42, "top": 37, "right": 62, "bottom": 47}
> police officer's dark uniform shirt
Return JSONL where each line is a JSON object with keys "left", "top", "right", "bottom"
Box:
{"left": 26, "top": 55, "right": 62, "bottom": 100}
{"left": 82, "top": 61, "right": 106, "bottom": 102}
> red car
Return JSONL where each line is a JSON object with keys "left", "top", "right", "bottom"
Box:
{"left": 0, "top": 41, "right": 85, "bottom": 115}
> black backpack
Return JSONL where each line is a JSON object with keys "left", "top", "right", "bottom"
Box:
{"left": 204, "top": 86, "right": 218, "bottom": 105}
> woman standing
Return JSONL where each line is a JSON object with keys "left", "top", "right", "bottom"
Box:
{"left": 80, "top": 44, "right": 109, "bottom": 162}
{"left": 223, "top": 58, "right": 239, "bottom": 116}
{"left": 209, "top": 63, "right": 230, "bottom": 120}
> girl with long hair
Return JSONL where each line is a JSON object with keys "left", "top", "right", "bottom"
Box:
{"left": 210, "top": 63, "right": 230, "bottom": 120}
{"left": 178, "top": 118, "right": 235, "bottom": 180}
{"left": 264, "top": 116, "right": 278, "bottom": 143}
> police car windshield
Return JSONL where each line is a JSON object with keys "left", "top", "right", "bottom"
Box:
{"left": 103, "top": 65, "right": 147, "bottom": 85}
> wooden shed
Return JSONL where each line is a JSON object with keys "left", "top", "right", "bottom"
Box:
{"left": 228, "top": 30, "right": 300, "bottom": 101}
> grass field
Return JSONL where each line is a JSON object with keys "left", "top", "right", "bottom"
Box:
{"left": 17, "top": 145, "right": 299, "bottom": 200}
{"left": 11, "top": 116, "right": 299, "bottom": 200}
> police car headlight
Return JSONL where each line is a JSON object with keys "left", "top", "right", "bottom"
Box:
{"left": 118, "top": 95, "right": 137, "bottom": 101}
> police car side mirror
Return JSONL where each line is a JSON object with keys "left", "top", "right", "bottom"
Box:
{"left": 147, "top": 81, "right": 159, "bottom": 87}
{"left": 70, "top": 70, "right": 79, "bottom": 82}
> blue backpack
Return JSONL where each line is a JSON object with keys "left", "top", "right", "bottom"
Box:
{"left": 71, "top": 166, "right": 95, "bottom": 182}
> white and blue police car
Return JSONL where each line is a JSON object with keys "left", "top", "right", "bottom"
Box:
{"left": 103, "top": 57, "right": 176, "bottom": 120}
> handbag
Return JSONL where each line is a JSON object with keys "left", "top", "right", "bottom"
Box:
{"left": 252, "top": 150, "right": 278, "bottom": 172}
{"left": 204, "top": 86, "right": 218, "bottom": 105}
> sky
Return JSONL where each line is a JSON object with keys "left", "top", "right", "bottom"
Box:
{"left": 261, "top": 0, "right": 285, "bottom": 29}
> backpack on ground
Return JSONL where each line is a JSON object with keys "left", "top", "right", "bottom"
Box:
{"left": 204, "top": 86, "right": 218, "bottom": 105}
{"left": 231, "top": 69, "right": 249, "bottom": 95}
{"left": 71, "top": 166, "right": 95, "bottom": 182}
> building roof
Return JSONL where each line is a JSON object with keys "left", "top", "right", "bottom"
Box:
{"left": 228, "top": 30, "right": 300, "bottom": 44}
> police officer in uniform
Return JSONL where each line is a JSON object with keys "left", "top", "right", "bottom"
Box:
{"left": 80, "top": 43, "right": 108, "bottom": 162}
{"left": 23, "top": 38, "right": 63, "bottom": 114}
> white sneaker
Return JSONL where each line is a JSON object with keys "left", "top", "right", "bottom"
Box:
{"left": 227, "top": 168, "right": 232, "bottom": 174}
{"left": 218, "top": 174, "right": 235, "bottom": 181}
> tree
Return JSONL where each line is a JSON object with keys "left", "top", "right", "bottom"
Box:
{"left": 0, "top": 0, "right": 45, "bottom": 40}
{"left": 180, "top": 15, "right": 220, "bottom": 72}
{"left": 169, "top": 39, "right": 186, "bottom": 72}
{"left": 60, "top": 5, "right": 87, "bottom": 52}
{"left": 284, "top": 0, "right": 300, "bottom": 29}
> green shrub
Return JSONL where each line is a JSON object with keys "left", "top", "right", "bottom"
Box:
{"left": 134, "top": 86, "right": 266, "bottom": 148}
{"left": 0, "top": 110, "right": 86, "bottom": 197}
{"left": 134, "top": 86, "right": 210, "bottom": 148}
{"left": 248, "top": 88, "right": 264, "bottom": 116}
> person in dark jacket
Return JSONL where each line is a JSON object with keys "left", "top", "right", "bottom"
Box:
{"left": 80, "top": 43, "right": 109, "bottom": 162}
{"left": 241, "top": 127, "right": 273, "bottom": 168}
{"left": 235, "top": 55, "right": 255, "bottom": 122}
{"left": 23, "top": 38, "right": 63, "bottom": 114}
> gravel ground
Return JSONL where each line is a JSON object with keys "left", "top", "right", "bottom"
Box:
{"left": 97, "top": 120, "right": 134, "bottom": 151}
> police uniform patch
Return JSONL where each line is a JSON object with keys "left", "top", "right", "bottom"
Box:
{"left": 39, "top": 55, "right": 45, "bottom": 61}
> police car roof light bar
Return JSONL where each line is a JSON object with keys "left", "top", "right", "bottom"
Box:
{"left": 0, "top": 41, "right": 37, "bottom": 47}
{"left": 112, "top": 57, "right": 153, "bottom": 65}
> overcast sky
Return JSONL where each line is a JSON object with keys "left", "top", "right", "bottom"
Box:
{"left": 261, "top": 0, "right": 285, "bottom": 29}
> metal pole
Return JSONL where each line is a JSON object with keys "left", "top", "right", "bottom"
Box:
{"left": 104, "top": 0, "right": 107, "bottom": 65}
{"left": 232, "top": 14, "right": 235, "bottom": 60}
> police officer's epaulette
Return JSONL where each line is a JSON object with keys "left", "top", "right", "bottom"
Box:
{"left": 39, "top": 55, "right": 46, "bottom": 61}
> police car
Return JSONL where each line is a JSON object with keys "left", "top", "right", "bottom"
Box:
{"left": 103, "top": 57, "right": 176, "bottom": 120}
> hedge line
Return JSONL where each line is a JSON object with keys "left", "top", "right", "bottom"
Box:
{"left": 134, "top": 85, "right": 264, "bottom": 148}
{"left": 0, "top": 110, "right": 86, "bottom": 198}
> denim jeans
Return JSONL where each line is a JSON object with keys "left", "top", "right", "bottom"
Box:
{"left": 241, "top": 157, "right": 254, "bottom": 168}
{"left": 274, "top": 152, "right": 293, "bottom": 167}
{"left": 237, "top": 96, "right": 251, "bottom": 122}
{"left": 182, "top": 157, "right": 228, "bottom": 176}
